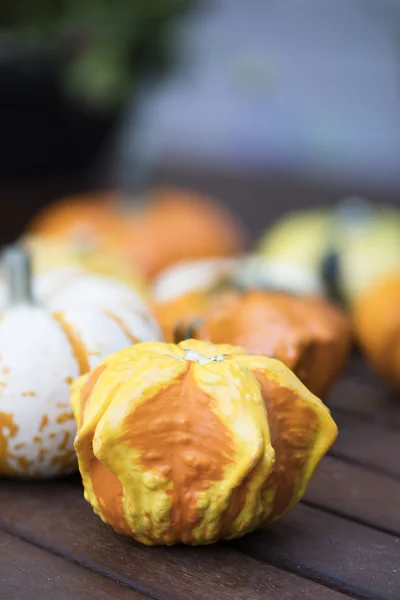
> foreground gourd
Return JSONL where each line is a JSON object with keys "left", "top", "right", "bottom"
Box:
{"left": 352, "top": 272, "right": 400, "bottom": 391}
{"left": 0, "top": 246, "right": 161, "bottom": 478}
{"left": 71, "top": 339, "right": 337, "bottom": 546}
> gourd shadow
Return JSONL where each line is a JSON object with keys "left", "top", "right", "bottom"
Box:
{"left": 0, "top": 471, "right": 81, "bottom": 484}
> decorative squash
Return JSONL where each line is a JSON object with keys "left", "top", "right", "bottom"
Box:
{"left": 21, "top": 235, "right": 148, "bottom": 298}
{"left": 176, "top": 290, "right": 351, "bottom": 399}
{"left": 28, "top": 191, "right": 117, "bottom": 243}
{"left": 28, "top": 187, "right": 247, "bottom": 280}
{"left": 152, "top": 255, "right": 326, "bottom": 342}
{"left": 236, "top": 255, "right": 325, "bottom": 297}
{"left": 258, "top": 209, "right": 330, "bottom": 275}
{"left": 352, "top": 272, "right": 400, "bottom": 391}
{"left": 153, "top": 290, "right": 215, "bottom": 345}
{"left": 71, "top": 339, "right": 337, "bottom": 546}
{"left": 0, "top": 246, "right": 162, "bottom": 478}
{"left": 32, "top": 267, "right": 159, "bottom": 335}
{"left": 152, "top": 258, "right": 237, "bottom": 341}
{"left": 257, "top": 198, "right": 400, "bottom": 305}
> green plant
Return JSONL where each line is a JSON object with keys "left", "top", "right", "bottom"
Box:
{"left": 0, "top": 1, "right": 190, "bottom": 111}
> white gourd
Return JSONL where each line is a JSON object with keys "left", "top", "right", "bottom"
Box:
{"left": 0, "top": 246, "right": 162, "bottom": 478}
{"left": 152, "top": 258, "right": 237, "bottom": 302}
{"left": 152, "top": 255, "right": 325, "bottom": 303}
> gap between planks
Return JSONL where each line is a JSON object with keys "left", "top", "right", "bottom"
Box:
{"left": 0, "top": 528, "right": 148, "bottom": 600}
{"left": 327, "top": 357, "right": 400, "bottom": 433}
{"left": 328, "top": 412, "right": 400, "bottom": 480}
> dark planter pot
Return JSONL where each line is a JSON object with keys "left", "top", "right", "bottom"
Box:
{"left": 0, "top": 50, "right": 120, "bottom": 178}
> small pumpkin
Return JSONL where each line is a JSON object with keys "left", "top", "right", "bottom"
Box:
{"left": 0, "top": 246, "right": 162, "bottom": 479}
{"left": 21, "top": 234, "right": 148, "bottom": 297}
{"left": 257, "top": 198, "right": 400, "bottom": 305}
{"left": 152, "top": 255, "right": 326, "bottom": 342}
{"left": 152, "top": 258, "right": 237, "bottom": 341}
{"left": 176, "top": 290, "right": 351, "bottom": 399}
{"left": 352, "top": 272, "right": 400, "bottom": 391}
{"left": 28, "top": 187, "right": 247, "bottom": 280}
{"left": 71, "top": 339, "right": 337, "bottom": 546}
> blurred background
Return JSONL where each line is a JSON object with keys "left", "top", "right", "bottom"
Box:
{"left": 1, "top": 0, "right": 400, "bottom": 241}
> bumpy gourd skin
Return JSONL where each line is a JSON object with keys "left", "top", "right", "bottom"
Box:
{"left": 71, "top": 340, "right": 337, "bottom": 546}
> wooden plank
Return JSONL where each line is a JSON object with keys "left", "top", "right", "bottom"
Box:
{"left": 0, "top": 529, "right": 144, "bottom": 600}
{"left": 328, "top": 377, "right": 400, "bottom": 430}
{"left": 0, "top": 479, "right": 349, "bottom": 600}
{"left": 228, "top": 503, "right": 400, "bottom": 600}
{"left": 304, "top": 456, "right": 400, "bottom": 537}
{"left": 330, "top": 413, "right": 400, "bottom": 478}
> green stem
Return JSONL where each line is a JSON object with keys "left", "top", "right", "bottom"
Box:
{"left": 3, "top": 245, "right": 34, "bottom": 305}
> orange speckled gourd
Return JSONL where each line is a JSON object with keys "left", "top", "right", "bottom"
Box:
{"left": 71, "top": 339, "right": 337, "bottom": 546}
{"left": 0, "top": 246, "right": 161, "bottom": 479}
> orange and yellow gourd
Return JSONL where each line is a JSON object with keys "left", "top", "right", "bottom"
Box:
{"left": 71, "top": 339, "right": 337, "bottom": 545}
{"left": 190, "top": 289, "right": 352, "bottom": 399}
{"left": 154, "top": 284, "right": 351, "bottom": 399}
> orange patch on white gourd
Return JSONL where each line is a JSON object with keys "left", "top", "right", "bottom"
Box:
{"left": 0, "top": 411, "right": 19, "bottom": 475}
{"left": 57, "top": 431, "right": 70, "bottom": 452}
{"left": 39, "top": 415, "right": 49, "bottom": 431}
{"left": 39, "top": 448, "right": 48, "bottom": 461}
{"left": 53, "top": 312, "right": 90, "bottom": 374}
{"left": 56, "top": 412, "right": 74, "bottom": 424}
{"left": 56, "top": 402, "right": 70, "bottom": 409}
{"left": 51, "top": 448, "right": 76, "bottom": 468}
{"left": 105, "top": 310, "right": 139, "bottom": 344}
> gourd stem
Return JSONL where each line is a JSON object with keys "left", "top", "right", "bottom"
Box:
{"left": 173, "top": 319, "right": 204, "bottom": 344}
{"left": 3, "top": 245, "right": 33, "bottom": 305}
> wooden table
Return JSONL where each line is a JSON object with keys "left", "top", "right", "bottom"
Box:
{"left": 0, "top": 352, "right": 399, "bottom": 600}
{"left": 0, "top": 172, "right": 399, "bottom": 599}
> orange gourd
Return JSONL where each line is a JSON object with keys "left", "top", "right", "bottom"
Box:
{"left": 28, "top": 187, "right": 247, "bottom": 280}
{"left": 352, "top": 272, "right": 400, "bottom": 391}
{"left": 71, "top": 339, "right": 337, "bottom": 545}
{"left": 175, "top": 289, "right": 351, "bottom": 398}
{"left": 153, "top": 290, "right": 213, "bottom": 343}
{"left": 152, "top": 257, "right": 237, "bottom": 341}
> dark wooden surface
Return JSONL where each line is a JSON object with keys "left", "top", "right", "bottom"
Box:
{"left": 0, "top": 354, "right": 399, "bottom": 600}
{"left": 0, "top": 174, "right": 399, "bottom": 599}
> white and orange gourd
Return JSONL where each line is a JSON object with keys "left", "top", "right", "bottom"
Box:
{"left": 0, "top": 246, "right": 162, "bottom": 479}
